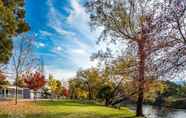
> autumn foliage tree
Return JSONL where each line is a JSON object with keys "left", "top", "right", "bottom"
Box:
{"left": 63, "top": 87, "right": 69, "bottom": 97}
{"left": 85, "top": 0, "right": 171, "bottom": 116}
{"left": 22, "top": 71, "right": 46, "bottom": 99}
{"left": 0, "top": 0, "right": 29, "bottom": 64}
{"left": 0, "top": 71, "right": 6, "bottom": 81}
{"left": 48, "top": 74, "right": 63, "bottom": 99}
{"left": 77, "top": 68, "right": 102, "bottom": 100}
{"left": 68, "top": 78, "right": 87, "bottom": 99}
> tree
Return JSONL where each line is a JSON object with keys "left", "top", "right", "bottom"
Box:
{"left": 41, "top": 87, "right": 51, "bottom": 99}
{"left": 0, "top": 72, "right": 10, "bottom": 88}
{"left": 0, "top": 70, "right": 6, "bottom": 81}
{"left": 14, "top": 77, "right": 26, "bottom": 88}
{"left": 97, "top": 85, "right": 113, "bottom": 106}
{"left": 9, "top": 35, "right": 40, "bottom": 104}
{"left": 155, "top": 0, "right": 186, "bottom": 78}
{"left": 63, "top": 87, "right": 69, "bottom": 97}
{"left": 48, "top": 74, "right": 63, "bottom": 99}
{"left": 53, "top": 80, "right": 63, "bottom": 98}
{"left": 68, "top": 78, "right": 87, "bottom": 99}
{"left": 86, "top": 0, "right": 168, "bottom": 116}
{"left": 0, "top": 0, "right": 29, "bottom": 64}
{"left": 23, "top": 71, "right": 46, "bottom": 99}
{"left": 77, "top": 68, "right": 102, "bottom": 100}
{"left": 0, "top": 79, "right": 10, "bottom": 86}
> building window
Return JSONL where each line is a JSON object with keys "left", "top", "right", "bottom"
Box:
{"left": 6, "top": 89, "right": 8, "bottom": 97}
{"left": 2, "top": 90, "right": 4, "bottom": 96}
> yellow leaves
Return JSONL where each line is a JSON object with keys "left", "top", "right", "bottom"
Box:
{"left": 143, "top": 80, "right": 168, "bottom": 101}
{"left": 48, "top": 76, "right": 63, "bottom": 95}
{"left": 0, "top": 0, "right": 17, "bottom": 35}
{"left": 111, "top": 55, "right": 136, "bottom": 77}
{"left": 0, "top": 1, "right": 3, "bottom": 6}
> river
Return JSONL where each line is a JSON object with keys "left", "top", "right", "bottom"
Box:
{"left": 127, "top": 105, "right": 186, "bottom": 118}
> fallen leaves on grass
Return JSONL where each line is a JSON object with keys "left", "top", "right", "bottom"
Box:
{"left": 0, "top": 101, "right": 45, "bottom": 118}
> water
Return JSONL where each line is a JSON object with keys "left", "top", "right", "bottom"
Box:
{"left": 143, "top": 105, "right": 186, "bottom": 118}
{"left": 126, "top": 104, "right": 186, "bottom": 118}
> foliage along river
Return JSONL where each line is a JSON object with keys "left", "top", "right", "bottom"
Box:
{"left": 128, "top": 105, "right": 186, "bottom": 118}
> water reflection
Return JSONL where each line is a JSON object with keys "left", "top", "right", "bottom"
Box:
{"left": 143, "top": 105, "right": 186, "bottom": 118}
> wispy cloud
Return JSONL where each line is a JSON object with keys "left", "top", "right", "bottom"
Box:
{"left": 35, "top": 42, "right": 46, "bottom": 48}
{"left": 39, "top": 30, "right": 52, "bottom": 37}
{"left": 42, "top": 0, "right": 101, "bottom": 80}
{"left": 47, "top": 0, "right": 75, "bottom": 37}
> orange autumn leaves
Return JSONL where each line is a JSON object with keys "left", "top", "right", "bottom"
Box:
{"left": 22, "top": 71, "right": 46, "bottom": 91}
{"left": 0, "top": 71, "right": 6, "bottom": 81}
{"left": 0, "top": 101, "right": 45, "bottom": 115}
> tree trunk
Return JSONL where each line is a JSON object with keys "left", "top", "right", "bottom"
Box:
{"left": 15, "top": 75, "right": 18, "bottom": 105}
{"left": 88, "top": 84, "right": 92, "bottom": 100}
{"left": 105, "top": 98, "right": 110, "bottom": 106}
{"left": 34, "top": 91, "right": 36, "bottom": 101}
{"left": 136, "top": 41, "right": 145, "bottom": 116}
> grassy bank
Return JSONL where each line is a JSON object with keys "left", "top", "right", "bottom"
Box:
{"left": 0, "top": 100, "right": 137, "bottom": 118}
{"left": 164, "top": 97, "right": 186, "bottom": 109}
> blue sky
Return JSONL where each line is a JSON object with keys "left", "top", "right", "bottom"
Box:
{"left": 24, "top": 0, "right": 102, "bottom": 80}
{"left": 15, "top": 0, "right": 185, "bottom": 82}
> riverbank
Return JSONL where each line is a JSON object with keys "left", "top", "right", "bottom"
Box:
{"left": 164, "top": 98, "right": 186, "bottom": 109}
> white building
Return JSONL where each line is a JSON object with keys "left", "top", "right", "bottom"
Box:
{"left": 0, "top": 85, "right": 42, "bottom": 99}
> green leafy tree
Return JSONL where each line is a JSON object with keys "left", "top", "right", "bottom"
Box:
{"left": 41, "top": 87, "right": 51, "bottom": 99}
{"left": 97, "top": 85, "right": 113, "bottom": 106}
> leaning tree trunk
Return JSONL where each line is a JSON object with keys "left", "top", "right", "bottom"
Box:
{"left": 136, "top": 40, "right": 145, "bottom": 116}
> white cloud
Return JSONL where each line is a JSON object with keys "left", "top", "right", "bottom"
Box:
{"left": 71, "top": 48, "right": 86, "bottom": 54}
{"left": 51, "top": 46, "right": 64, "bottom": 55}
{"left": 68, "top": 0, "right": 89, "bottom": 23}
{"left": 39, "top": 43, "right": 45, "bottom": 47}
{"left": 67, "top": 0, "right": 92, "bottom": 38}
{"left": 47, "top": 0, "right": 75, "bottom": 37}
{"left": 56, "top": 46, "right": 62, "bottom": 51}
{"left": 45, "top": 66, "right": 76, "bottom": 81}
{"left": 35, "top": 42, "right": 45, "bottom": 48}
{"left": 44, "top": 0, "right": 102, "bottom": 80}
{"left": 40, "top": 30, "right": 52, "bottom": 36}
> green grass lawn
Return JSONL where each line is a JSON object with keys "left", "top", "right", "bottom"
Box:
{"left": 0, "top": 100, "right": 137, "bottom": 118}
